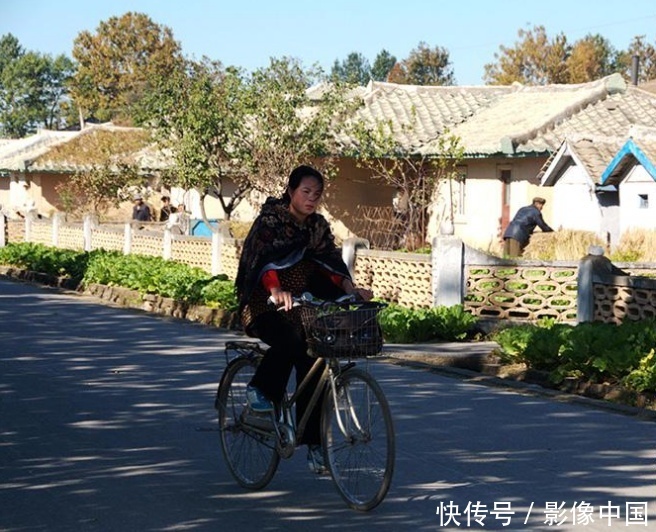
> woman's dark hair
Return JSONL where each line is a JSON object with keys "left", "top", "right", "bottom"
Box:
{"left": 282, "top": 165, "right": 324, "bottom": 202}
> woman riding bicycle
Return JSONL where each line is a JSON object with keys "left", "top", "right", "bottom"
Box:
{"left": 235, "top": 165, "right": 372, "bottom": 473}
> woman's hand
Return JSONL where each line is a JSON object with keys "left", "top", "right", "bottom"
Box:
{"left": 269, "top": 287, "right": 294, "bottom": 311}
{"left": 351, "top": 287, "right": 373, "bottom": 301}
{"left": 342, "top": 278, "right": 373, "bottom": 301}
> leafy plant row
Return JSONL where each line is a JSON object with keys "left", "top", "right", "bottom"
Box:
{"left": 377, "top": 303, "right": 479, "bottom": 343}
{"left": 491, "top": 318, "right": 656, "bottom": 393}
{"left": 0, "top": 243, "right": 238, "bottom": 310}
{"left": 0, "top": 242, "right": 480, "bottom": 343}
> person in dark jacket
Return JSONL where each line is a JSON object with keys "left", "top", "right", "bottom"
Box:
{"left": 235, "top": 165, "right": 372, "bottom": 474}
{"left": 502, "top": 197, "right": 554, "bottom": 257}
{"left": 159, "top": 196, "right": 174, "bottom": 222}
{"left": 132, "top": 195, "right": 152, "bottom": 222}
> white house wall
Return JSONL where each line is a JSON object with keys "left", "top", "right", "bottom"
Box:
{"left": 454, "top": 173, "right": 504, "bottom": 251}
{"left": 447, "top": 157, "right": 548, "bottom": 252}
{"left": 552, "top": 165, "right": 602, "bottom": 233}
{"left": 170, "top": 183, "right": 235, "bottom": 221}
{"left": 619, "top": 165, "right": 656, "bottom": 234}
{"left": 163, "top": 156, "right": 552, "bottom": 251}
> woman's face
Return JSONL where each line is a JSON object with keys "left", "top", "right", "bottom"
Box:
{"left": 288, "top": 176, "right": 323, "bottom": 221}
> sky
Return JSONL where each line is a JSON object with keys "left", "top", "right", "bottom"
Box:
{"left": 2, "top": 0, "right": 656, "bottom": 85}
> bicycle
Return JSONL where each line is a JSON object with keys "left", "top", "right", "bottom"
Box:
{"left": 214, "top": 293, "right": 395, "bottom": 511}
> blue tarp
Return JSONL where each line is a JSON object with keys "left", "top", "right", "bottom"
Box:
{"left": 191, "top": 219, "right": 220, "bottom": 237}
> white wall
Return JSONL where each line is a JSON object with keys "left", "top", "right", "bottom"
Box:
{"left": 166, "top": 155, "right": 552, "bottom": 250}
{"left": 442, "top": 157, "right": 549, "bottom": 252}
{"left": 552, "top": 165, "right": 602, "bottom": 233}
{"left": 170, "top": 181, "right": 238, "bottom": 220}
{"left": 619, "top": 166, "right": 656, "bottom": 235}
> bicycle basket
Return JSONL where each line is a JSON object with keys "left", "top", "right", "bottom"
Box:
{"left": 300, "top": 301, "right": 385, "bottom": 358}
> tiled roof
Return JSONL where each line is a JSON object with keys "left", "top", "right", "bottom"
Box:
{"left": 353, "top": 81, "right": 513, "bottom": 150}
{"left": 5, "top": 74, "right": 655, "bottom": 174}
{"left": 0, "top": 130, "right": 80, "bottom": 171}
{"left": 0, "top": 139, "right": 19, "bottom": 148}
{"left": 29, "top": 124, "right": 164, "bottom": 172}
{"left": 634, "top": 139, "right": 656, "bottom": 167}
{"left": 570, "top": 139, "right": 624, "bottom": 182}
{"left": 540, "top": 125, "right": 656, "bottom": 186}
{"left": 416, "top": 74, "right": 627, "bottom": 156}
{"left": 601, "top": 130, "right": 656, "bottom": 185}
{"left": 520, "top": 85, "right": 656, "bottom": 154}
{"left": 472, "top": 77, "right": 624, "bottom": 155}
{"left": 638, "top": 79, "right": 656, "bottom": 95}
{"left": 539, "top": 136, "right": 624, "bottom": 185}
{"left": 346, "top": 73, "right": 656, "bottom": 159}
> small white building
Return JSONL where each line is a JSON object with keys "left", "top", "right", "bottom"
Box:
{"left": 600, "top": 136, "right": 656, "bottom": 238}
{"left": 539, "top": 136, "right": 622, "bottom": 246}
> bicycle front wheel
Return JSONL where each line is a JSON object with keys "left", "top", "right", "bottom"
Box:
{"left": 321, "top": 367, "right": 395, "bottom": 511}
{"left": 217, "top": 355, "right": 280, "bottom": 489}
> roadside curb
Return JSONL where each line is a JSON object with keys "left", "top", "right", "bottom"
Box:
{"left": 382, "top": 354, "right": 656, "bottom": 422}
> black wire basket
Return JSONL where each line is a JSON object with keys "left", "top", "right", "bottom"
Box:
{"left": 300, "top": 301, "right": 385, "bottom": 358}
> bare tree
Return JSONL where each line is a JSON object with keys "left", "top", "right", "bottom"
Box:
{"left": 348, "top": 109, "right": 464, "bottom": 249}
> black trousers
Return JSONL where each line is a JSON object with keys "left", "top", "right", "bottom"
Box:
{"left": 249, "top": 311, "right": 324, "bottom": 446}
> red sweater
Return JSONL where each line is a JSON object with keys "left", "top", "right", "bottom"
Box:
{"left": 261, "top": 269, "right": 343, "bottom": 292}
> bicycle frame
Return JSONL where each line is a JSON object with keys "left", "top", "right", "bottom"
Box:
{"left": 274, "top": 356, "right": 356, "bottom": 450}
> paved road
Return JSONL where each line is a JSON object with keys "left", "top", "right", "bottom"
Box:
{"left": 1, "top": 278, "right": 655, "bottom": 531}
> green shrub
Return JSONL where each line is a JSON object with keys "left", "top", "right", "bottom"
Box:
{"left": 556, "top": 320, "right": 654, "bottom": 383}
{"left": 492, "top": 318, "right": 656, "bottom": 392}
{"left": 0, "top": 242, "right": 90, "bottom": 280}
{"left": 491, "top": 318, "right": 570, "bottom": 370}
{"left": 0, "top": 243, "right": 238, "bottom": 311}
{"left": 200, "top": 277, "right": 238, "bottom": 311}
{"left": 623, "top": 350, "right": 656, "bottom": 392}
{"left": 378, "top": 303, "right": 478, "bottom": 343}
{"left": 83, "top": 252, "right": 219, "bottom": 303}
{"left": 490, "top": 324, "right": 536, "bottom": 364}
{"left": 429, "top": 304, "right": 479, "bottom": 341}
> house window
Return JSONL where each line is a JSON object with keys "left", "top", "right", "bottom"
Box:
{"left": 639, "top": 194, "right": 649, "bottom": 209}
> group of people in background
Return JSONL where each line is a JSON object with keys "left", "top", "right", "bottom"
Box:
{"left": 132, "top": 195, "right": 189, "bottom": 234}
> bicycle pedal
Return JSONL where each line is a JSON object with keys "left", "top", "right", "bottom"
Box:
{"left": 243, "top": 410, "right": 275, "bottom": 431}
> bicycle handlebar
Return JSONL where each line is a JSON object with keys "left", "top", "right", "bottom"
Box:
{"left": 268, "top": 291, "right": 360, "bottom": 309}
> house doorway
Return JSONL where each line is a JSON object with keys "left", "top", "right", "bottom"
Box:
{"left": 498, "top": 167, "right": 512, "bottom": 233}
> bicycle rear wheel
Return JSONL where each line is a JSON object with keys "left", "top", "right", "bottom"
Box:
{"left": 217, "top": 355, "right": 279, "bottom": 489}
{"left": 321, "top": 367, "right": 395, "bottom": 511}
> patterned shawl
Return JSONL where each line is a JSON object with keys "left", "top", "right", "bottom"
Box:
{"left": 235, "top": 196, "right": 351, "bottom": 311}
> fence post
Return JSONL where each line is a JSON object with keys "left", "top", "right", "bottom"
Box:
{"left": 0, "top": 214, "right": 5, "bottom": 247}
{"left": 123, "top": 223, "right": 133, "bottom": 255}
{"left": 341, "top": 237, "right": 369, "bottom": 278}
{"left": 431, "top": 235, "right": 464, "bottom": 307}
{"left": 163, "top": 228, "right": 172, "bottom": 260}
{"left": 52, "top": 213, "right": 63, "bottom": 247}
{"left": 576, "top": 246, "right": 626, "bottom": 324}
{"left": 83, "top": 215, "right": 95, "bottom": 252}
{"left": 576, "top": 256, "right": 595, "bottom": 323}
{"left": 24, "top": 216, "right": 32, "bottom": 242}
